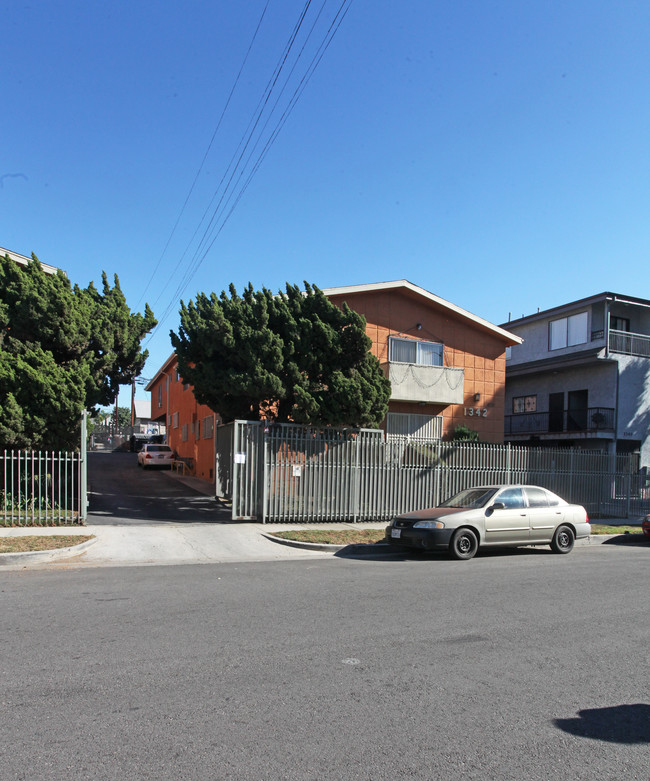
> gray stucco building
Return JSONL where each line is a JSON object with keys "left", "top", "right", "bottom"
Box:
{"left": 501, "top": 292, "right": 650, "bottom": 468}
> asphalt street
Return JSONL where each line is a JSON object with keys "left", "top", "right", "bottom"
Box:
{"left": 1, "top": 546, "right": 649, "bottom": 780}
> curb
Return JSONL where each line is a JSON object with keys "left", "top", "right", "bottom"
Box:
{"left": 261, "top": 532, "right": 631, "bottom": 554}
{"left": 0, "top": 536, "right": 97, "bottom": 566}
{"left": 261, "top": 532, "right": 394, "bottom": 555}
{"left": 260, "top": 532, "right": 347, "bottom": 552}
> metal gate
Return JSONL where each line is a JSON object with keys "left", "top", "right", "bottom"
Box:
{"left": 216, "top": 421, "right": 264, "bottom": 520}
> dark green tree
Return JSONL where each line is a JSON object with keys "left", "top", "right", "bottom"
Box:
{"left": 0, "top": 253, "right": 156, "bottom": 450}
{"left": 171, "top": 282, "right": 391, "bottom": 427}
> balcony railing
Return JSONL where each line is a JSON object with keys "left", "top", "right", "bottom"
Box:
{"left": 609, "top": 329, "right": 650, "bottom": 358}
{"left": 384, "top": 362, "right": 464, "bottom": 405}
{"left": 505, "top": 407, "right": 615, "bottom": 436}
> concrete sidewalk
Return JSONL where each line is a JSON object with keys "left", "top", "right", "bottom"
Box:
{"left": 0, "top": 521, "right": 388, "bottom": 569}
{"left": 1, "top": 466, "right": 646, "bottom": 569}
{"left": 0, "top": 517, "right": 644, "bottom": 570}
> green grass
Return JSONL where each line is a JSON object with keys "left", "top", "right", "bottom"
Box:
{"left": 269, "top": 529, "right": 387, "bottom": 546}
{"left": 590, "top": 524, "right": 643, "bottom": 535}
{"left": 0, "top": 535, "right": 94, "bottom": 554}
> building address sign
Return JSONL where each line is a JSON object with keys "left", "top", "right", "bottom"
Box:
{"left": 464, "top": 407, "right": 488, "bottom": 418}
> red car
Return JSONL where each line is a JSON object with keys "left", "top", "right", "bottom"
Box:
{"left": 642, "top": 516, "right": 650, "bottom": 537}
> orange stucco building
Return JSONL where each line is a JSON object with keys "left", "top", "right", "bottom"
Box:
{"left": 146, "top": 280, "right": 522, "bottom": 484}
{"left": 146, "top": 353, "right": 220, "bottom": 482}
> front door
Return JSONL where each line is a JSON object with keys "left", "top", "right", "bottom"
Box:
{"left": 484, "top": 487, "right": 529, "bottom": 544}
{"left": 567, "top": 389, "right": 588, "bottom": 431}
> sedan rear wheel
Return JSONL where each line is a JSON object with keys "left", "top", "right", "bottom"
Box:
{"left": 449, "top": 528, "right": 478, "bottom": 560}
{"left": 551, "top": 524, "right": 575, "bottom": 554}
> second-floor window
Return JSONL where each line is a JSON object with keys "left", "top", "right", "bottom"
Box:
{"left": 549, "top": 312, "right": 588, "bottom": 350}
{"left": 157, "top": 385, "right": 163, "bottom": 408}
{"left": 513, "top": 395, "right": 537, "bottom": 414}
{"left": 611, "top": 316, "right": 630, "bottom": 332}
{"left": 203, "top": 416, "right": 214, "bottom": 439}
{"left": 389, "top": 336, "right": 443, "bottom": 366}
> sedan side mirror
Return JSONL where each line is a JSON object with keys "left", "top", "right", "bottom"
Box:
{"left": 490, "top": 501, "right": 506, "bottom": 511}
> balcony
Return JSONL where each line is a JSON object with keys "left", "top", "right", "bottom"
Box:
{"left": 385, "top": 362, "right": 464, "bottom": 405}
{"left": 609, "top": 329, "right": 650, "bottom": 357}
{"left": 505, "top": 407, "right": 615, "bottom": 437}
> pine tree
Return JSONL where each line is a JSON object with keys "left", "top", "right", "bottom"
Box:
{"left": 0, "top": 253, "right": 156, "bottom": 450}
{"left": 171, "top": 282, "right": 390, "bottom": 427}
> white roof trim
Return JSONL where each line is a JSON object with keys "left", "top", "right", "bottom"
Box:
{"left": 1, "top": 246, "right": 62, "bottom": 276}
{"left": 144, "top": 352, "right": 177, "bottom": 391}
{"left": 322, "top": 280, "right": 523, "bottom": 344}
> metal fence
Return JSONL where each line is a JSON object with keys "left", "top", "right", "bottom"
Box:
{"left": 218, "top": 420, "right": 647, "bottom": 523}
{"left": 1, "top": 450, "right": 87, "bottom": 526}
{"left": 1, "top": 414, "right": 88, "bottom": 526}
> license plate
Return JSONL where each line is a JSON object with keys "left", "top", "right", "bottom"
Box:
{"left": 391, "top": 528, "right": 401, "bottom": 539}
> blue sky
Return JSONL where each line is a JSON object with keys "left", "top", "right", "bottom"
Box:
{"left": 4, "top": 1, "right": 649, "bottom": 405}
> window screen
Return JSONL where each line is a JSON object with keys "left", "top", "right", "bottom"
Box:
{"left": 389, "top": 337, "right": 443, "bottom": 366}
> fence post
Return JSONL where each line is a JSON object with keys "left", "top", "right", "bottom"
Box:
{"left": 261, "top": 424, "right": 268, "bottom": 524}
{"left": 626, "top": 456, "right": 632, "bottom": 519}
{"left": 353, "top": 433, "right": 360, "bottom": 523}
{"left": 506, "top": 442, "right": 511, "bottom": 485}
{"left": 80, "top": 410, "right": 88, "bottom": 523}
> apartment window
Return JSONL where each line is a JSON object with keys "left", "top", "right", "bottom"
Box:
{"left": 175, "top": 367, "right": 181, "bottom": 382}
{"left": 549, "top": 312, "right": 588, "bottom": 350}
{"left": 195, "top": 421, "right": 200, "bottom": 440}
{"left": 172, "top": 412, "right": 179, "bottom": 429}
{"left": 611, "top": 316, "right": 630, "bottom": 332}
{"left": 513, "top": 395, "right": 537, "bottom": 414}
{"left": 181, "top": 424, "right": 189, "bottom": 442}
{"left": 157, "top": 384, "right": 163, "bottom": 408}
{"left": 203, "top": 416, "right": 214, "bottom": 439}
{"left": 389, "top": 336, "right": 443, "bottom": 366}
{"left": 386, "top": 412, "right": 443, "bottom": 440}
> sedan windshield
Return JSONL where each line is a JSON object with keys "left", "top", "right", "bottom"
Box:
{"left": 440, "top": 488, "right": 497, "bottom": 509}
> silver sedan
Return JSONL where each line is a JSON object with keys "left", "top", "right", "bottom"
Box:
{"left": 385, "top": 485, "right": 590, "bottom": 560}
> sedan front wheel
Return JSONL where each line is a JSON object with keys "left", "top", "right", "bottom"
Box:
{"left": 449, "top": 528, "right": 478, "bottom": 560}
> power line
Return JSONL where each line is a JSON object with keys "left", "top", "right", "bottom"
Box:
{"left": 145, "top": 0, "right": 316, "bottom": 328}
{"left": 136, "top": 0, "right": 272, "bottom": 310}
{"left": 144, "top": 0, "right": 355, "bottom": 348}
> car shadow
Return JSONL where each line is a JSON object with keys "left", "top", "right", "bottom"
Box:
{"left": 601, "top": 533, "right": 649, "bottom": 547}
{"left": 554, "top": 704, "right": 650, "bottom": 744}
{"left": 334, "top": 543, "right": 551, "bottom": 561}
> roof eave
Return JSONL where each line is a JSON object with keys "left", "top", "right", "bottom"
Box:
{"left": 322, "top": 279, "right": 523, "bottom": 345}
{"left": 144, "top": 353, "right": 177, "bottom": 390}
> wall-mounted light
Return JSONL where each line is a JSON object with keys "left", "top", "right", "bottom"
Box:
{"left": 474, "top": 393, "right": 481, "bottom": 402}
{"left": 416, "top": 323, "right": 422, "bottom": 330}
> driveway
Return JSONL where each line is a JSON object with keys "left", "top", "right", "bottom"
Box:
{"left": 88, "top": 451, "right": 230, "bottom": 524}
{"left": 2, "top": 451, "right": 338, "bottom": 568}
